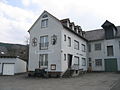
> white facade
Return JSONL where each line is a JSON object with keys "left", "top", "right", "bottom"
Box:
{"left": 0, "top": 57, "right": 26, "bottom": 75}
{"left": 88, "top": 38, "right": 120, "bottom": 71}
{"left": 28, "top": 11, "right": 87, "bottom": 76}
{"left": 61, "top": 28, "right": 87, "bottom": 72}
{"left": 28, "top": 11, "right": 120, "bottom": 74}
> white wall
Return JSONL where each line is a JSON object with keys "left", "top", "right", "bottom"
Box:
{"left": 28, "top": 11, "right": 63, "bottom": 72}
{"left": 88, "top": 38, "right": 120, "bottom": 71}
{"left": 61, "top": 28, "right": 87, "bottom": 72}
{"left": 15, "top": 58, "right": 26, "bottom": 73}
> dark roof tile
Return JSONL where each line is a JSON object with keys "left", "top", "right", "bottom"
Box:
{"left": 85, "top": 26, "right": 120, "bottom": 41}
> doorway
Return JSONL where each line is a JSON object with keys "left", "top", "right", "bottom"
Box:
{"left": 104, "top": 58, "right": 117, "bottom": 72}
{"left": 68, "top": 54, "right": 73, "bottom": 68}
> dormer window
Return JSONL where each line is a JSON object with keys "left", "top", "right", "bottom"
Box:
{"left": 41, "top": 19, "right": 48, "bottom": 28}
{"left": 78, "top": 30, "right": 81, "bottom": 35}
{"left": 74, "top": 27, "right": 77, "bottom": 32}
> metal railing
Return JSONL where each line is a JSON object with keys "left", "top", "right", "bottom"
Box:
{"left": 71, "top": 64, "right": 79, "bottom": 70}
{"left": 39, "top": 61, "right": 48, "bottom": 67}
{"left": 39, "top": 42, "right": 49, "bottom": 50}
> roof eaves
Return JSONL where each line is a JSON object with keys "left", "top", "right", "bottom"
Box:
{"left": 62, "top": 25, "right": 87, "bottom": 41}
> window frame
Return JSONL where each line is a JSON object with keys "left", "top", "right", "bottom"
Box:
{"left": 40, "top": 35, "right": 49, "bottom": 50}
{"left": 64, "top": 54, "right": 66, "bottom": 61}
{"left": 74, "top": 56, "right": 79, "bottom": 65}
{"left": 39, "top": 54, "right": 48, "bottom": 66}
{"left": 74, "top": 40, "right": 79, "bottom": 50}
{"left": 68, "top": 37, "right": 71, "bottom": 47}
{"left": 95, "top": 59, "right": 102, "bottom": 66}
{"left": 95, "top": 43, "right": 101, "bottom": 51}
{"left": 41, "top": 19, "right": 48, "bottom": 28}
{"left": 82, "top": 44, "right": 85, "bottom": 52}
{"left": 82, "top": 58, "right": 86, "bottom": 66}
{"left": 64, "top": 35, "right": 66, "bottom": 41}
{"left": 107, "top": 45, "right": 114, "bottom": 56}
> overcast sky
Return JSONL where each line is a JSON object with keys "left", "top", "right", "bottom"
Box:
{"left": 0, "top": 0, "right": 120, "bottom": 44}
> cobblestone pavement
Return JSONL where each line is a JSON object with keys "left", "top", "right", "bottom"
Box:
{"left": 0, "top": 72, "right": 120, "bottom": 90}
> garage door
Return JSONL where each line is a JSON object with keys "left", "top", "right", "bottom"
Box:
{"left": 104, "top": 59, "right": 118, "bottom": 72}
{"left": 3, "top": 63, "right": 15, "bottom": 75}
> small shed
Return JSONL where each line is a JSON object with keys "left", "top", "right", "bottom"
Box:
{"left": 0, "top": 56, "right": 26, "bottom": 75}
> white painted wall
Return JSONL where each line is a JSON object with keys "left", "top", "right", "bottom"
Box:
{"left": 61, "top": 28, "right": 87, "bottom": 72}
{"left": 15, "top": 58, "right": 26, "bottom": 73}
{"left": 28, "top": 11, "right": 63, "bottom": 72}
{"left": 28, "top": 11, "right": 88, "bottom": 74}
{"left": 88, "top": 38, "right": 120, "bottom": 71}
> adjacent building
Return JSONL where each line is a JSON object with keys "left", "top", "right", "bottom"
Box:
{"left": 0, "top": 56, "right": 26, "bottom": 75}
{"left": 86, "top": 20, "right": 120, "bottom": 72}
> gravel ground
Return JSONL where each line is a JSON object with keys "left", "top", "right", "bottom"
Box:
{"left": 0, "top": 72, "right": 120, "bottom": 90}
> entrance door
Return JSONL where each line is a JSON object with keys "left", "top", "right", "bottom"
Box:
{"left": 68, "top": 54, "right": 73, "bottom": 68}
{"left": 104, "top": 59, "right": 117, "bottom": 72}
{"left": 3, "top": 63, "right": 15, "bottom": 75}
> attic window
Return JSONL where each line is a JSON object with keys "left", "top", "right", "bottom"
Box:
{"left": 42, "top": 14, "right": 48, "bottom": 18}
{"left": 41, "top": 19, "right": 48, "bottom": 28}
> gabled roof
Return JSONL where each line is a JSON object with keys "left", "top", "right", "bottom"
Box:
{"left": 85, "top": 29, "right": 105, "bottom": 41}
{"left": 101, "top": 20, "right": 118, "bottom": 31}
{"left": 101, "top": 20, "right": 114, "bottom": 27}
{"left": 28, "top": 10, "right": 61, "bottom": 32}
{"left": 60, "top": 18, "right": 70, "bottom": 23}
{"left": 28, "top": 10, "right": 87, "bottom": 41}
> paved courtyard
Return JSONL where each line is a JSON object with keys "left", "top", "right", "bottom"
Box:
{"left": 0, "top": 72, "right": 120, "bottom": 90}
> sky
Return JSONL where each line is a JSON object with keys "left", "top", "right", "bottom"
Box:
{"left": 0, "top": 0, "right": 120, "bottom": 44}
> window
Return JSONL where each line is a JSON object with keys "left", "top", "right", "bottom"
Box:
{"left": 107, "top": 46, "right": 114, "bottom": 56}
{"left": 64, "top": 54, "right": 66, "bottom": 61}
{"left": 39, "top": 54, "right": 48, "bottom": 66}
{"left": 74, "top": 40, "right": 79, "bottom": 50}
{"left": 88, "top": 58, "right": 92, "bottom": 67}
{"left": 74, "top": 56, "right": 79, "bottom": 65}
{"left": 64, "top": 35, "right": 66, "bottom": 41}
{"left": 82, "top": 44, "right": 85, "bottom": 52}
{"left": 82, "top": 58, "right": 86, "bottom": 66}
{"left": 95, "top": 43, "right": 101, "bottom": 50}
{"left": 119, "top": 41, "right": 120, "bottom": 49}
{"left": 88, "top": 44, "right": 91, "bottom": 52}
{"left": 95, "top": 59, "right": 102, "bottom": 66}
{"left": 68, "top": 37, "right": 71, "bottom": 47}
{"left": 42, "top": 14, "right": 48, "bottom": 18}
{"left": 41, "top": 19, "right": 48, "bottom": 28}
{"left": 40, "top": 36, "right": 48, "bottom": 50}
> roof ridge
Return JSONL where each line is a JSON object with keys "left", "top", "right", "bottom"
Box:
{"left": 86, "top": 29, "right": 103, "bottom": 32}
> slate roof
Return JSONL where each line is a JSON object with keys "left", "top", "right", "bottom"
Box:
{"left": 85, "top": 26, "right": 120, "bottom": 41}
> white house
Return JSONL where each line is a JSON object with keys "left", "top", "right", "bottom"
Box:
{"left": 28, "top": 11, "right": 120, "bottom": 77}
{"left": 0, "top": 56, "right": 26, "bottom": 75}
{"left": 86, "top": 20, "right": 120, "bottom": 72}
{"left": 28, "top": 11, "right": 87, "bottom": 77}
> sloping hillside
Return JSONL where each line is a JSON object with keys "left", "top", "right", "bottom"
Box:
{"left": 0, "top": 42, "right": 28, "bottom": 62}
